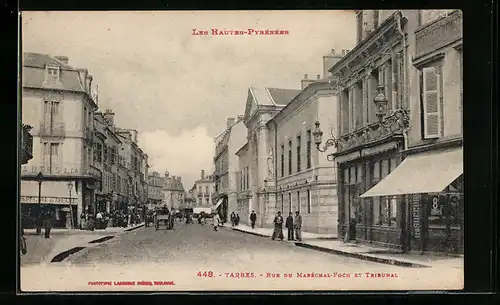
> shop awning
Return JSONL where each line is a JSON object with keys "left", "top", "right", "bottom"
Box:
{"left": 20, "top": 180, "right": 79, "bottom": 205}
{"left": 360, "top": 148, "right": 463, "bottom": 198}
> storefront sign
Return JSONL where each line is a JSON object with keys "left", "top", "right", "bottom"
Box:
{"left": 21, "top": 165, "right": 101, "bottom": 179}
{"left": 21, "top": 195, "right": 75, "bottom": 205}
{"left": 411, "top": 194, "right": 421, "bottom": 239}
{"left": 430, "top": 195, "right": 442, "bottom": 216}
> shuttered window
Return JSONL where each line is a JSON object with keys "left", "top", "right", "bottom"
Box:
{"left": 422, "top": 66, "right": 442, "bottom": 138}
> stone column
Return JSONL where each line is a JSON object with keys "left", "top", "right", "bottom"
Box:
{"left": 257, "top": 125, "right": 268, "bottom": 227}
{"left": 362, "top": 74, "right": 370, "bottom": 126}
{"left": 348, "top": 86, "right": 354, "bottom": 132}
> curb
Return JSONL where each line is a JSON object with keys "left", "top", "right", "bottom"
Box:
{"left": 231, "top": 227, "right": 270, "bottom": 238}
{"left": 124, "top": 223, "right": 145, "bottom": 232}
{"left": 295, "top": 242, "right": 431, "bottom": 268}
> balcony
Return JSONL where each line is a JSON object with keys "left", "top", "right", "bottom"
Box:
{"left": 415, "top": 10, "right": 462, "bottom": 60}
{"left": 21, "top": 125, "right": 33, "bottom": 165}
{"left": 39, "top": 122, "right": 65, "bottom": 138}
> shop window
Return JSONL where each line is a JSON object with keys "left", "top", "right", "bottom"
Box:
{"left": 372, "top": 197, "right": 380, "bottom": 225}
{"left": 389, "top": 197, "right": 397, "bottom": 227}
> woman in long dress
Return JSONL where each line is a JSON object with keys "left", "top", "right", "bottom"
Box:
{"left": 272, "top": 211, "right": 284, "bottom": 241}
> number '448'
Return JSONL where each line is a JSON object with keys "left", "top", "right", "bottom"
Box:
{"left": 197, "top": 271, "right": 213, "bottom": 277}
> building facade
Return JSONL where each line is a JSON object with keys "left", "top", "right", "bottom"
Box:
{"left": 20, "top": 53, "right": 101, "bottom": 229}
{"left": 213, "top": 116, "right": 247, "bottom": 222}
{"left": 162, "top": 170, "right": 186, "bottom": 210}
{"left": 93, "top": 109, "right": 121, "bottom": 214}
{"left": 328, "top": 10, "right": 462, "bottom": 253}
{"left": 192, "top": 170, "right": 215, "bottom": 208}
{"left": 147, "top": 171, "right": 165, "bottom": 209}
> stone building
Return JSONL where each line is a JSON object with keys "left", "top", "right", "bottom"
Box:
{"left": 147, "top": 171, "right": 165, "bottom": 209}
{"left": 93, "top": 109, "right": 122, "bottom": 214}
{"left": 20, "top": 53, "right": 100, "bottom": 228}
{"left": 191, "top": 170, "right": 215, "bottom": 208}
{"left": 324, "top": 10, "right": 462, "bottom": 253}
{"left": 362, "top": 10, "right": 463, "bottom": 253}
{"left": 162, "top": 170, "right": 185, "bottom": 210}
{"left": 213, "top": 116, "right": 247, "bottom": 222}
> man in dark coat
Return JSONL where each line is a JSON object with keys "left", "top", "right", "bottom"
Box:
{"left": 42, "top": 208, "right": 54, "bottom": 238}
{"left": 285, "top": 212, "right": 294, "bottom": 241}
{"left": 250, "top": 210, "right": 257, "bottom": 229}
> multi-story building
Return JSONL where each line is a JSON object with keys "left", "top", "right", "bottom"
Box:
{"left": 116, "top": 128, "right": 149, "bottom": 213}
{"left": 360, "top": 10, "right": 463, "bottom": 253}
{"left": 324, "top": 10, "right": 462, "bottom": 254}
{"left": 213, "top": 116, "right": 247, "bottom": 222}
{"left": 21, "top": 124, "right": 34, "bottom": 165}
{"left": 236, "top": 87, "right": 302, "bottom": 227}
{"left": 184, "top": 185, "right": 196, "bottom": 208}
{"left": 192, "top": 170, "right": 215, "bottom": 208}
{"left": 20, "top": 53, "right": 101, "bottom": 228}
{"left": 162, "top": 170, "right": 185, "bottom": 210}
{"left": 147, "top": 171, "right": 165, "bottom": 209}
{"left": 93, "top": 109, "right": 121, "bottom": 214}
{"left": 236, "top": 143, "right": 250, "bottom": 224}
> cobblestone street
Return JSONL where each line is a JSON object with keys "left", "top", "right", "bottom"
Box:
{"left": 21, "top": 221, "right": 463, "bottom": 291}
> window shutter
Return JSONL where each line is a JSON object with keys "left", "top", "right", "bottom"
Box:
{"left": 422, "top": 66, "right": 441, "bottom": 138}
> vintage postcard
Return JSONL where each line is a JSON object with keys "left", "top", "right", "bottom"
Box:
{"left": 19, "top": 10, "right": 464, "bottom": 292}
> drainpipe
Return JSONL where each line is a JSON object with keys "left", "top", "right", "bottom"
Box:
{"left": 396, "top": 12, "right": 409, "bottom": 152}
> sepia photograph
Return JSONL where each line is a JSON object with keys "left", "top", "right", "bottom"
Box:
{"left": 19, "top": 10, "right": 464, "bottom": 292}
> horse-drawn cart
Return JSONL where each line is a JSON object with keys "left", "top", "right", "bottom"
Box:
{"left": 155, "top": 213, "right": 174, "bottom": 230}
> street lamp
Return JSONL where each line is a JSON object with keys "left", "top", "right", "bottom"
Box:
{"left": 312, "top": 121, "right": 340, "bottom": 153}
{"left": 373, "top": 85, "right": 410, "bottom": 129}
{"left": 67, "top": 181, "right": 74, "bottom": 230}
{"left": 36, "top": 172, "right": 43, "bottom": 234}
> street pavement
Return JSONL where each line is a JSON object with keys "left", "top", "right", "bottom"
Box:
{"left": 20, "top": 221, "right": 464, "bottom": 292}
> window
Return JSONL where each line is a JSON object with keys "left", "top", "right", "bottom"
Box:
{"left": 43, "top": 101, "right": 61, "bottom": 133}
{"left": 95, "top": 143, "right": 102, "bottom": 163}
{"left": 297, "top": 191, "right": 301, "bottom": 213}
{"left": 354, "top": 81, "right": 364, "bottom": 129}
{"left": 46, "top": 66, "right": 60, "bottom": 82}
{"left": 43, "top": 142, "right": 60, "bottom": 172}
{"left": 306, "top": 131, "right": 312, "bottom": 169}
{"left": 206, "top": 198, "right": 209, "bottom": 204}
{"left": 288, "top": 140, "right": 292, "bottom": 175}
{"left": 103, "top": 145, "right": 108, "bottom": 163}
{"left": 280, "top": 144, "right": 284, "bottom": 177}
{"left": 205, "top": 186, "right": 208, "bottom": 194}
{"left": 296, "top": 135, "right": 301, "bottom": 172}
{"left": 288, "top": 193, "right": 292, "bottom": 213}
{"left": 421, "top": 65, "right": 444, "bottom": 139}
{"left": 307, "top": 190, "right": 311, "bottom": 214}
{"left": 245, "top": 167, "right": 249, "bottom": 189}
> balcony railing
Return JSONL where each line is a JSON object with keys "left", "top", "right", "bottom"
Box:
{"left": 39, "top": 122, "right": 65, "bottom": 137}
{"left": 21, "top": 125, "right": 33, "bottom": 164}
{"left": 415, "top": 10, "right": 462, "bottom": 59}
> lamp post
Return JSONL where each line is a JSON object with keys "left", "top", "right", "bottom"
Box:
{"left": 373, "top": 85, "right": 410, "bottom": 131}
{"left": 67, "top": 181, "right": 74, "bottom": 230}
{"left": 36, "top": 172, "right": 44, "bottom": 234}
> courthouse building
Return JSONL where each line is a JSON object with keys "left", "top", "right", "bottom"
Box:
{"left": 20, "top": 53, "right": 101, "bottom": 228}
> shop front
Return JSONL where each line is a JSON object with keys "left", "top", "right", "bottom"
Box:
{"left": 360, "top": 146, "right": 464, "bottom": 254}
{"left": 214, "top": 194, "right": 228, "bottom": 223}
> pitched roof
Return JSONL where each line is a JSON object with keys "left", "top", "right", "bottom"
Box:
{"left": 266, "top": 88, "right": 301, "bottom": 106}
{"left": 22, "top": 52, "right": 88, "bottom": 93}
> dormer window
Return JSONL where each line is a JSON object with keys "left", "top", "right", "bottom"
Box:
{"left": 46, "top": 65, "right": 60, "bottom": 82}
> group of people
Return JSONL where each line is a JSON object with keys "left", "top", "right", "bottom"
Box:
{"left": 272, "top": 211, "right": 302, "bottom": 241}
{"left": 229, "top": 212, "right": 241, "bottom": 227}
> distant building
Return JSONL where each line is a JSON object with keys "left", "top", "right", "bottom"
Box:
{"left": 213, "top": 116, "right": 247, "bottom": 223}
{"left": 20, "top": 53, "right": 100, "bottom": 228}
{"left": 147, "top": 171, "right": 164, "bottom": 209}
{"left": 162, "top": 170, "right": 185, "bottom": 210}
{"left": 191, "top": 170, "right": 215, "bottom": 208}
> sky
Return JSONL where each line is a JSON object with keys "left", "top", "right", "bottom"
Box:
{"left": 22, "top": 11, "right": 356, "bottom": 189}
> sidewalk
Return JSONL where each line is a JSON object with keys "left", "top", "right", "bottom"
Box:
{"left": 228, "top": 223, "right": 337, "bottom": 239}
{"left": 21, "top": 223, "right": 144, "bottom": 265}
{"left": 227, "top": 224, "right": 463, "bottom": 269}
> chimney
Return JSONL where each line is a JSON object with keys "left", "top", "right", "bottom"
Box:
{"left": 226, "top": 117, "right": 236, "bottom": 129}
{"left": 86, "top": 75, "right": 93, "bottom": 93}
{"left": 323, "top": 49, "right": 344, "bottom": 78}
{"left": 103, "top": 109, "right": 115, "bottom": 127}
{"left": 301, "top": 74, "right": 314, "bottom": 90}
{"left": 237, "top": 115, "right": 244, "bottom": 122}
{"left": 201, "top": 170, "right": 205, "bottom": 179}
{"left": 55, "top": 56, "right": 69, "bottom": 65}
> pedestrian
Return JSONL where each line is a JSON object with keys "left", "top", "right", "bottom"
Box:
{"left": 235, "top": 214, "right": 240, "bottom": 226}
{"left": 285, "top": 212, "right": 294, "bottom": 241}
{"left": 294, "top": 211, "right": 302, "bottom": 241}
{"left": 271, "top": 211, "right": 284, "bottom": 241}
{"left": 213, "top": 213, "right": 222, "bottom": 231}
{"left": 250, "top": 210, "right": 257, "bottom": 229}
{"left": 42, "top": 208, "right": 53, "bottom": 239}
{"left": 230, "top": 212, "right": 236, "bottom": 227}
